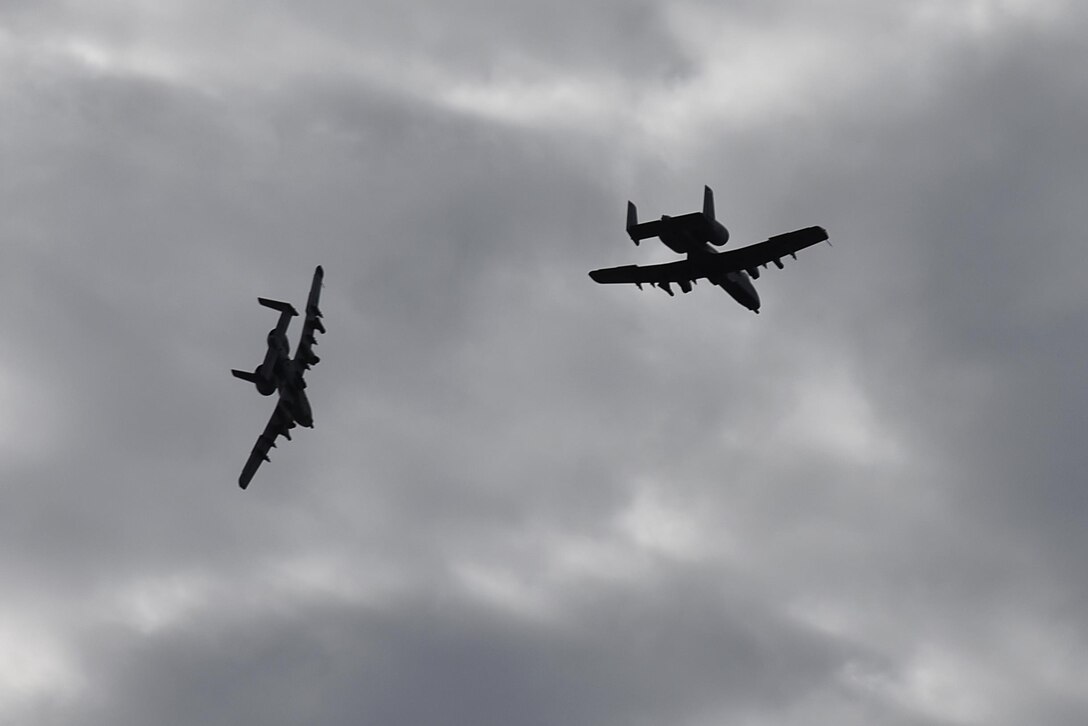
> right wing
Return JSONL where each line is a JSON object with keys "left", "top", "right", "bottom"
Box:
{"left": 239, "top": 403, "right": 293, "bottom": 490}
{"left": 293, "top": 265, "right": 325, "bottom": 371}
{"left": 706, "top": 226, "right": 828, "bottom": 274}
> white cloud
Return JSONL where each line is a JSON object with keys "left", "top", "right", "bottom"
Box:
{"left": 779, "top": 364, "right": 905, "bottom": 466}
{"left": 615, "top": 482, "right": 714, "bottom": 561}
{"left": 451, "top": 560, "right": 555, "bottom": 622}
{"left": 840, "top": 646, "right": 997, "bottom": 724}
{"left": 0, "top": 618, "right": 83, "bottom": 714}
{"left": 111, "top": 571, "right": 213, "bottom": 635}
{"left": 441, "top": 73, "right": 623, "bottom": 131}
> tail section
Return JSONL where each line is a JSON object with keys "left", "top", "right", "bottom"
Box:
{"left": 232, "top": 366, "right": 275, "bottom": 395}
{"left": 258, "top": 298, "right": 298, "bottom": 316}
{"left": 626, "top": 201, "right": 640, "bottom": 245}
{"left": 259, "top": 297, "right": 298, "bottom": 341}
{"left": 704, "top": 185, "right": 730, "bottom": 246}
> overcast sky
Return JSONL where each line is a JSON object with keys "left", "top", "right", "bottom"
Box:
{"left": 4, "top": 1, "right": 1088, "bottom": 724}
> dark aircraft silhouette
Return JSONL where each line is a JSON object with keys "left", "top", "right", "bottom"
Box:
{"left": 588, "top": 186, "right": 828, "bottom": 312}
{"left": 232, "top": 266, "right": 325, "bottom": 490}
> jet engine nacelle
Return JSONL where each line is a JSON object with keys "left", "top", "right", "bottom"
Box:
{"left": 709, "top": 220, "right": 730, "bottom": 246}
{"left": 253, "top": 365, "right": 276, "bottom": 396}
{"left": 231, "top": 364, "right": 277, "bottom": 395}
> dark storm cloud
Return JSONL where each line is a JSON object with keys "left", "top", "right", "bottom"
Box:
{"left": 725, "top": 3, "right": 1088, "bottom": 568}
{"left": 677, "top": 10, "right": 1088, "bottom": 720}
{"left": 41, "top": 567, "right": 919, "bottom": 726}
{"left": 5, "top": 1, "right": 1088, "bottom": 725}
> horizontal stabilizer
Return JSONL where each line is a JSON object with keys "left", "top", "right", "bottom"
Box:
{"left": 231, "top": 369, "right": 257, "bottom": 383}
{"left": 258, "top": 298, "right": 298, "bottom": 315}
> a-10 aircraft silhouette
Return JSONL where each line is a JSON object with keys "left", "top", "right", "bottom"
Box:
{"left": 229, "top": 191, "right": 827, "bottom": 487}
{"left": 232, "top": 266, "right": 325, "bottom": 490}
{"left": 588, "top": 186, "right": 828, "bottom": 313}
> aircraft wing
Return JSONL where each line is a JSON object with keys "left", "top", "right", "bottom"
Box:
{"left": 589, "top": 259, "right": 698, "bottom": 285}
{"left": 627, "top": 212, "right": 710, "bottom": 243}
{"left": 239, "top": 404, "right": 293, "bottom": 490}
{"left": 709, "top": 226, "right": 828, "bottom": 275}
{"left": 589, "top": 226, "right": 828, "bottom": 287}
{"left": 293, "top": 265, "right": 325, "bottom": 371}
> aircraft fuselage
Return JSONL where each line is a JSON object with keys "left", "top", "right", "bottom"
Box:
{"left": 269, "top": 356, "right": 313, "bottom": 428}
{"left": 242, "top": 348, "right": 314, "bottom": 428}
{"left": 715, "top": 269, "right": 760, "bottom": 312}
{"left": 682, "top": 236, "right": 762, "bottom": 313}
{"left": 277, "top": 382, "right": 313, "bottom": 429}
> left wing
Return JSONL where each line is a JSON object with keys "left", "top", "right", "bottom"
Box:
{"left": 293, "top": 265, "right": 325, "bottom": 371}
{"left": 239, "top": 403, "right": 293, "bottom": 490}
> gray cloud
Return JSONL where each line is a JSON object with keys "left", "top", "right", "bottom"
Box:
{"left": 42, "top": 567, "right": 906, "bottom": 726}
{"left": 3, "top": 1, "right": 1088, "bottom": 725}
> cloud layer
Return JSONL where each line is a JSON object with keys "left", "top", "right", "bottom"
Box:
{"left": 4, "top": 1, "right": 1088, "bottom": 724}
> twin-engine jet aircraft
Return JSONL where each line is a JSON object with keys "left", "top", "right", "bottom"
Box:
{"left": 229, "top": 191, "right": 825, "bottom": 487}
{"left": 588, "top": 187, "right": 828, "bottom": 312}
{"left": 232, "top": 266, "right": 325, "bottom": 490}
